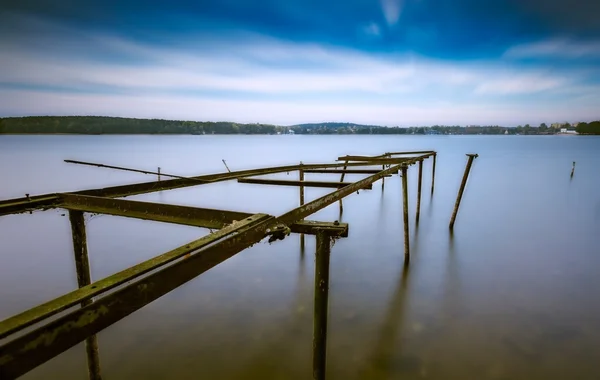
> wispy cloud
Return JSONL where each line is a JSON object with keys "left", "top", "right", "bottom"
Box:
{"left": 503, "top": 38, "right": 600, "bottom": 59}
{"left": 1, "top": 13, "right": 599, "bottom": 126}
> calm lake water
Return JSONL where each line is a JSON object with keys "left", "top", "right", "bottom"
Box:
{"left": 1, "top": 135, "right": 599, "bottom": 380}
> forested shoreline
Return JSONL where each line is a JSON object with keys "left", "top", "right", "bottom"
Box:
{"left": 1, "top": 116, "right": 599, "bottom": 135}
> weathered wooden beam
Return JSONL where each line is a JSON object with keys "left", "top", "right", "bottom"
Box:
{"left": 0, "top": 214, "right": 276, "bottom": 378}
{"left": 59, "top": 194, "right": 251, "bottom": 230}
{"left": 303, "top": 169, "right": 394, "bottom": 175}
{"left": 277, "top": 157, "right": 424, "bottom": 226}
{"left": 238, "top": 178, "right": 373, "bottom": 190}
{"left": 385, "top": 150, "right": 435, "bottom": 156}
{"left": 0, "top": 195, "right": 61, "bottom": 217}
{"left": 335, "top": 156, "right": 413, "bottom": 163}
{"left": 0, "top": 216, "right": 346, "bottom": 344}
{"left": 59, "top": 194, "right": 346, "bottom": 236}
{"left": 0, "top": 161, "right": 395, "bottom": 216}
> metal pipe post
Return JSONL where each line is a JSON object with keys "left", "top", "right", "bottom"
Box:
{"left": 313, "top": 230, "right": 332, "bottom": 380}
{"left": 431, "top": 153, "right": 437, "bottom": 195}
{"left": 449, "top": 154, "right": 478, "bottom": 230}
{"left": 68, "top": 211, "right": 102, "bottom": 380}
{"left": 416, "top": 159, "right": 423, "bottom": 223}
{"left": 300, "top": 162, "right": 305, "bottom": 249}
{"left": 401, "top": 164, "right": 410, "bottom": 261}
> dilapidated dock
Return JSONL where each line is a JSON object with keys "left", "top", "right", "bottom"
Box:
{"left": 0, "top": 150, "right": 477, "bottom": 380}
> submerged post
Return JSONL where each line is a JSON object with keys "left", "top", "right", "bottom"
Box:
{"left": 401, "top": 164, "right": 410, "bottom": 261}
{"left": 449, "top": 154, "right": 478, "bottom": 230}
{"left": 431, "top": 153, "right": 437, "bottom": 195}
{"left": 381, "top": 164, "right": 385, "bottom": 191}
{"left": 416, "top": 159, "right": 423, "bottom": 223}
{"left": 571, "top": 161, "right": 576, "bottom": 178}
{"left": 300, "top": 162, "right": 305, "bottom": 249}
{"left": 313, "top": 229, "right": 332, "bottom": 380}
{"left": 68, "top": 211, "right": 102, "bottom": 380}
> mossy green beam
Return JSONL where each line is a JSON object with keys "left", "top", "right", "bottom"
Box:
{"left": 238, "top": 178, "right": 373, "bottom": 189}
{"left": 0, "top": 214, "right": 275, "bottom": 378}
{"left": 0, "top": 161, "right": 402, "bottom": 217}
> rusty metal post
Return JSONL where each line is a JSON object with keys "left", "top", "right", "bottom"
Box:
{"left": 300, "top": 162, "right": 305, "bottom": 249}
{"left": 416, "top": 159, "right": 423, "bottom": 223}
{"left": 449, "top": 154, "right": 478, "bottom": 230}
{"left": 157, "top": 167, "right": 161, "bottom": 181}
{"left": 338, "top": 160, "right": 348, "bottom": 212}
{"left": 431, "top": 153, "right": 437, "bottom": 195}
{"left": 313, "top": 229, "right": 331, "bottom": 380}
{"left": 401, "top": 164, "right": 410, "bottom": 261}
{"left": 68, "top": 211, "right": 102, "bottom": 380}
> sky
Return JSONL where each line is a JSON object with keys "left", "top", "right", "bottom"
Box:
{"left": 0, "top": 0, "right": 599, "bottom": 126}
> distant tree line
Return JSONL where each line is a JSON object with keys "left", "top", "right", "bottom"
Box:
{"left": 576, "top": 121, "right": 600, "bottom": 135}
{"left": 1, "top": 116, "right": 599, "bottom": 135}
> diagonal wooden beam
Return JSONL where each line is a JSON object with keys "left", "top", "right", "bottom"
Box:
{"left": 237, "top": 178, "right": 373, "bottom": 189}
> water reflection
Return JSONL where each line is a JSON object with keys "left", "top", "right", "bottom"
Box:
{"left": 358, "top": 262, "right": 412, "bottom": 379}
{"left": 233, "top": 242, "right": 311, "bottom": 379}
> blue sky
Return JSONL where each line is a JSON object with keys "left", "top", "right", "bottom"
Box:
{"left": 1, "top": 0, "right": 599, "bottom": 126}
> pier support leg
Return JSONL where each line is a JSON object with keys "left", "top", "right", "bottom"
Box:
{"left": 401, "top": 164, "right": 410, "bottom": 261}
{"left": 313, "top": 230, "right": 332, "bottom": 380}
{"left": 338, "top": 160, "right": 348, "bottom": 213}
{"left": 416, "top": 159, "right": 423, "bottom": 224}
{"left": 381, "top": 165, "right": 385, "bottom": 191}
{"left": 431, "top": 153, "right": 436, "bottom": 195}
{"left": 157, "top": 167, "right": 161, "bottom": 181}
{"left": 300, "top": 162, "right": 305, "bottom": 250}
{"left": 68, "top": 211, "right": 102, "bottom": 380}
{"left": 449, "top": 154, "right": 478, "bottom": 230}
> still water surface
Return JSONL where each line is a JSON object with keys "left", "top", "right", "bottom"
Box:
{"left": 1, "top": 135, "right": 599, "bottom": 379}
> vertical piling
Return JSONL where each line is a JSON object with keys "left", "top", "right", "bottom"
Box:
{"left": 449, "top": 154, "right": 478, "bottom": 230}
{"left": 570, "top": 161, "right": 576, "bottom": 178}
{"left": 431, "top": 153, "right": 437, "bottom": 195}
{"left": 68, "top": 211, "right": 102, "bottom": 380}
{"left": 401, "top": 164, "right": 410, "bottom": 261}
{"left": 338, "top": 160, "right": 348, "bottom": 213}
{"left": 381, "top": 165, "right": 386, "bottom": 190}
{"left": 313, "top": 230, "right": 331, "bottom": 380}
{"left": 157, "top": 167, "right": 161, "bottom": 181}
{"left": 416, "top": 159, "right": 423, "bottom": 223}
{"left": 300, "top": 162, "right": 305, "bottom": 249}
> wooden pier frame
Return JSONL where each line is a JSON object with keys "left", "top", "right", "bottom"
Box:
{"left": 0, "top": 150, "right": 450, "bottom": 380}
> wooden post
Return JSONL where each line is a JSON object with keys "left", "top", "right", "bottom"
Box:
{"left": 401, "top": 164, "right": 410, "bottom": 261}
{"left": 570, "top": 161, "right": 576, "bottom": 178}
{"left": 300, "top": 162, "right": 305, "bottom": 249}
{"left": 449, "top": 154, "right": 478, "bottom": 230}
{"left": 68, "top": 211, "right": 102, "bottom": 380}
{"left": 338, "top": 160, "right": 348, "bottom": 213}
{"left": 381, "top": 165, "right": 385, "bottom": 191}
{"left": 416, "top": 159, "right": 423, "bottom": 223}
{"left": 313, "top": 230, "right": 331, "bottom": 380}
{"left": 157, "top": 167, "right": 161, "bottom": 181}
{"left": 431, "top": 153, "right": 437, "bottom": 195}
